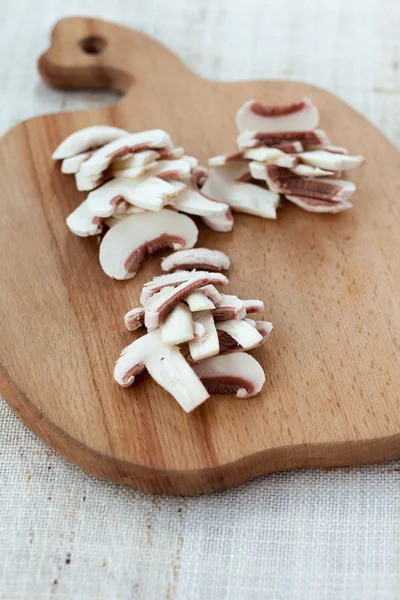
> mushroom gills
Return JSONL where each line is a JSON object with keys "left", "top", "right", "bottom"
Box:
{"left": 236, "top": 98, "right": 320, "bottom": 134}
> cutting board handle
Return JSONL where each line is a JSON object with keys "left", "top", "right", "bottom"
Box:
{"left": 38, "top": 17, "right": 194, "bottom": 96}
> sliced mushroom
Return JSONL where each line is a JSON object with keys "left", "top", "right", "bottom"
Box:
{"left": 243, "top": 300, "right": 265, "bottom": 315}
{"left": 52, "top": 126, "right": 129, "bottom": 160}
{"left": 161, "top": 248, "right": 230, "bottom": 273}
{"left": 140, "top": 270, "right": 205, "bottom": 303}
{"left": 188, "top": 311, "right": 220, "bottom": 361}
{"left": 171, "top": 171, "right": 230, "bottom": 217}
{"left": 150, "top": 159, "right": 192, "bottom": 181}
{"left": 114, "top": 330, "right": 209, "bottom": 413}
{"left": 160, "top": 302, "right": 194, "bottom": 345}
{"left": 66, "top": 200, "right": 103, "bottom": 237}
{"left": 285, "top": 194, "right": 353, "bottom": 213}
{"left": 143, "top": 272, "right": 228, "bottom": 329}
{"left": 181, "top": 155, "right": 200, "bottom": 169}
{"left": 185, "top": 291, "right": 215, "bottom": 312}
{"left": 291, "top": 164, "right": 335, "bottom": 178}
{"left": 208, "top": 151, "right": 245, "bottom": 166}
{"left": 237, "top": 129, "right": 330, "bottom": 151}
{"left": 112, "top": 164, "right": 155, "bottom": 179}
{"left": 199, "top": 284, "right": 222, "bottom": 304}
{"left": 87, "top": 176, "right": 176, "bottom": 216}
{"left": 112, "top": 150, "right": 160, "bottom": 170}
{"left": 201, "top": 166, "right": 280, "bottom": 219}
{"left": 236, "top": 98, "right": 319, "bottom": 133}
{"left": 193, "top": 321, "right": 207, "bottom": 341}
{"left": 80, "top": 130, "right": 173, "bottom": 177}
{"left": 202, "top": 209, "right": 235, "bottom": 232}
{"left": 297, "top": 150, "right": 364, "bottom": 171}
{"left": 193, "top": 353, "right": 265, "bottom": 398}
{"left": 61, "top": 151, "right": 91, "bottom": 174}
{"left": 265, "top": 166, "right": 356, "bottom": 201}
{"left": 305, "top": 144, "right": 349, "bottom": 154}
{"left": 215, "top": 319, "right": 263, "bottom": 350}
{"left": 212, "top": 294, "right": 246, "bottom": 321}
{"left": 272, "top": 141, "right": 304, "bottom": 153}
{"left": 99, "top": 209, "right": 198, "bottom": 280}
{"left": 124, "top": 307, "right": 145, "bottom": 331}
{"left": 75, "top": 170, "right": 103, "bottom": 192}
{"left": 159, "top": 147, "right": 185, "bottom": 160}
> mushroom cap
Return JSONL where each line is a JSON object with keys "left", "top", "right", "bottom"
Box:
{"left": 52, "top": 125, "right": 129, "bottom": 160}
{"left": 99, "top": 209, "right": 198, "bottom": 280}
{"left": 236, "top": 98, "right": 320, "bottom": 133}
{"left": 193, "top": 353, "right": 266, "bottom": 398}
{"left": 161, "top": 248, "right": 230, "bottom": 273}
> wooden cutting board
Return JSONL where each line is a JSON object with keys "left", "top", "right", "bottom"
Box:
{"left": 1, "top": 17, "right": 400, "bottom": 495}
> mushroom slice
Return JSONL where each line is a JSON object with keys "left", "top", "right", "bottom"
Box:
{"left": 112, "top": 150, "right": 160, "bottom": 170}
{"left": 252, "top": 320, "right": 273, "bottom": 342}
{"left": 99, "top": 209, "right": 198, "bottom": 280}
{"left": 141, "top": 270, "right": 196, "bottom": 302}
{"left": 237, "top": 129, "right": 330, "bottom": 150}
{"left": 185, "top": 292, "right": 215, "bottom": 312}
{"left": 66, "top": 200, "right": 103, "bottom": 237}
{"left": 161, "top": 248, "right": 230, "bottom": 273}
{"left": 218, "top": 319, "right": 272, "bottom": 354}
{"left": 112, "top": 163, "right": 155, "bottom": 180}
{"left": 202, "top": 166, "right": 280, "bottom": 219}
{"left": 81, "top": 130, "right": 173, "bottom": 177}
{"left": 150, "top": 159, "right": 192, "bottom": 181}
{"left": 236, "top": 98, "right": 319, "bottom": 133}
{"left": 213, "top": 294, "right": 246, "bottom": 321}
{"left": 61, "top": 151, "right": 91, "bottom": 174}
{"left": 171, "top": 170, "right": 230, "bottom": 217}
{"left": 199, "top": 285, "right": 222, "bottom": 304}
{"left": 285, "top": 194, "right": 353, "bottom": 213}
{"left": 160, "top": 302, "right": 194, "bottom": 345}
{"left": 298, "top": 150, "right": 364, "bottom": 171}
{"left": 265, "top": 167, "right": 356, "bottom": 202}
{"left": 243, "top": 147, "right": 285, "bottom": 163}
{"left": 87, "top": 176, "right": 177, "bottom": 216}
{"left": 208, "top": 151, "right": 245, "bottom": 166}
{"left": 272, "top": 141, "right": 304, "bottom": 153}
{"left": 144, "top": 272, "right": 229, "bottom": 329}
{"left": 188, "top": 311, "right": 220, "bottom": 361}
{"left": 158, "top": 147, "right": 185, "bottom": 160}
{"left": 114, "top": 330, "right": 209, "bottom": 412}
{"left": 193, "top": 322, "right": 207, "bottom": 341}
{"left": 193, "top": 353, "right": 265, "bottom": 398}
{"left": 52, "top": 126, "right": 129, "bottom": 160}
{"left": 305, "top": 144, "right": 349, "bottom": 155}
{"left": 181, "top": 155, "right": 199, "bottom": 169}
{"left": 243, "top": 300, "right": 265, "bottom": 314}
{"left": 202, "top": 209, "right": 235, "bottom": 232}
{"left": 124, "top": 307, "right": 145, "bottom": 331}
{"left": 75, "top": 170, "right": 103, "bottom": 192}
{"left": 215, "top": 319, "right": 263, "bottom": 350}
{"left": 292, "top": 164, "right": 335, "bottom": 177}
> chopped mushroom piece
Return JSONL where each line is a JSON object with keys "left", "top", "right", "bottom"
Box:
{"left": 285, "top": 194, "right": 353, "bottom": 213}
{"left": 75, "top": 170, "right": 103, "bottom": 192}
{"left": 150, "top": 159, "right": 192, "bottom": 180}
{"left": 140, "top": 270, "right": 205, "bottom": 302}
{"left": 160, "top": 302, "right": 194, "bottom": 345}
{"left": 161, "top": 248, "right": 230, "bottom": 273}
{"left": 202, "top": 208, "right": 235, "bottom": 232}
{"left": 114, "top": 330, "right": 209, "bottom": 413}
{"left": 112, "top": 150, "right": 160, "bottom": 170}
{"left": 80, "top": 130, "right": 173, "bottom": 177}
{"left": 52, "top": 125, "right": 129, "bottom": 160}
{"left": 236, "top": 98, "right": 320, "bottom": 133}
{"left": 265, "top": 166, "right": 356, "bottom": 201}
{"left": 188, "top": 311, "right": 220, "bottom": 361}
{"left": 199, "top": 285, "right": 222, "bottom": 304}
{"left": 171, "top": 170, "right": 230, "bottom": 217}
{"left": 215, "top": 319, "right": 263, "bottom": 350}
{"left": 99, "top": 209, "right": 198, "bottom": 280}
{"left": 237, "top": 129, "right": 330, "bottom": 150}
{"left": 212, "top": 294, "right": 246, "bottom": 321}
{"left": 297, "top": 150, "right": 364, "bottom": 171}
{"left": 124, "top": 307, "right": 145, "bottom": 331}
{"left": 291, "top": 164, "right": 335, "bottom": 177}
{"left": 243, "top": 300, "right": 265, "bottom": 314}
{"left": 61, "top": 151, "right": 91, "bottom": 174}
{"left": 144, "top": 272, "right": 228, "bottom": 329}
{"left": 273, "top": 141, "right": 304, "bottom": 153}
{"left": 202, "top": 166, "right": 280, "bottom": 219}
{"left": 159, "top": 147, "right": 185, "bottom": 160}
{"left": 193, "top": 321, "right": 207, "bottom": 341}
{"left": 66, "top": 200, "right": 103, "bottom": 237}
{"left": 185, "top": 291, "right": 215, "bottom": 312}
{"left": 218, "top": 319, "right": 272, "bottom": 353}
{"left": 112, "top": 164, "right": 155, "bottom": 180}
{"left": 193, "top": 353, "right": 265, "bottom": 398}
{"left": 87, "top": 176, "right": 176, "bottom": 216}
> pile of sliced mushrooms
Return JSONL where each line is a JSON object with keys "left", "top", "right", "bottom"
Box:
{"left": 51, "top": 98, "right": 365, "bottom": 412}
{"left": 115, "top": 248, "right": 272, "bottom": 412}
{"left": 206, "top": 98, "right": 365, "bottom": 215}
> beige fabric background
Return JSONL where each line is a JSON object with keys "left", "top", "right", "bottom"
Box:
{"left": 1, "top": 1, "right": 399, "bottom": 598}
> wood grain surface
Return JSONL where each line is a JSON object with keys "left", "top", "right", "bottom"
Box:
{"left": 1, "top": 17, "right": 400, "bottom": 495}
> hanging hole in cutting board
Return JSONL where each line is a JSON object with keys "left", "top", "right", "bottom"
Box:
{"left": 79, "top": 36, "right": 107, "bottom": 55}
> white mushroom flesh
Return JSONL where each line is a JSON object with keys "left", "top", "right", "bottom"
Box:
{"left": 99, "top": 209, "right": 198, "bottom": 280}
{"left": 285, "top": 194, "right": 353, "bottom": 213}
{"left": 185, "top": 292, "right": 215, "bottom": 312}
{"left": 188, "top": 311, "right": 220, "bottom": 361}
{"left": 243, "top": 300, "right": 265, "bottom": 314}
{"left": 237, "top": 128, "right": 330, "bottom": 151}
{"left": 213, "top": 294, "right": 246, "bottom": 321}
{"left": 216, "top": 319, "right": 263, "bottom": 350}
{"left": 150, "top": 159, "right": 192, "bottom": 181}
{"left": 193, "top": 353, "right": 266, "bottom": 399}
{"left": 112, "top": 150, "right": 160, "bottom": 170}
{"left": 298, "top": 150, "right": 364, "bottom": 171}
{"left": 66, "top": 200, "right": 103, "bottom": 237}
{"left": 52, "top": 125, "right": 129, "bottom": 160}
{"left": 61, "top": 151, "right": 91, "bottom": 174}
{"left": 199, "top": 284, "right": 222, "bottom": 304}
{"left": 161, "top": 248, "right": 230, "bottom": 273}
{"left": 236, "top": 98, "right": 320, "bottom": 133}
{"left": 124, "top": 307, "right": 145, "bottom": 331}
{"left": 160, "top": 302, "right": 194, "bottom": 345}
